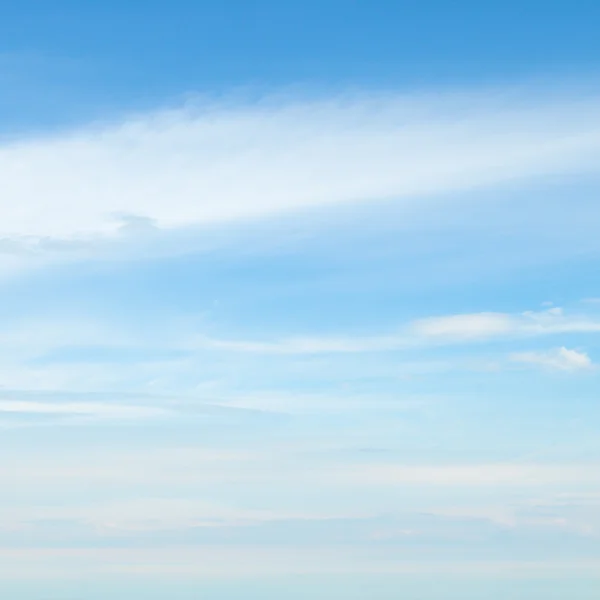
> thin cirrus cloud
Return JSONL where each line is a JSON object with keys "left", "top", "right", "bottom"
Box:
{"left": 4, "top": 448, "right": 599, "bottom": 488}
{"left": 3, "top": 305, "right": 599, "bottom": 361}
{"left": 3, "top": 547, "right": 597, "bottom": 578}
{"left": 2, "top": 86, "right": 600, "bottom": 242}
{"left": 0, "top": 399, "right": 170, "bottom": 420}
{"left": 0, "top": 497, "right": 350, "bottom": 534}
{"left": 197, "top": 306, "right": 600, "bottom": 354}
{"left": 332, "top": 463, "right": 600, "bottom": 487}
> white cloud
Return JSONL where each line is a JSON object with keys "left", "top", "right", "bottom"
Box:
{"left": 0, "top": 497, "right": 361, "bottom": 534}
{"left": 511, "top": 347, "right": 594, "bottom": 371}
{"left": 0, "top": 446, "right": 266, "bottom": 486}
{"left": 195, "top": 307, "right": 600, "bottom": 354}
{"left": 2, "top": 546, "right": 598, "bottom": 578}
{"left": 330, "top": 463, "right": 600, "bottom": 487}
{"left": 3, "top": 442, "right": 598, "bottom": 488}
{"left": 0, "top": 400, "right": 169, "bottom": 420}
{"left": 0, "top": 317, "right": 133, "bottom": 357}
{"left": 411, "top": 312, "right": 515, "bottom": 339}
{"left": 429, "top": 494, "right": 600, "bottom": 535}
{"left": 204, "top": 334, "right": 399, "bottom": 354}
{"left": 2, "top": 86, "right": 600, "bottom": 244}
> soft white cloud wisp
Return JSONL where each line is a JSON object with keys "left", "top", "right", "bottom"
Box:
{"left": 2, "top": 88, "right": 600, "bottom": 240}
{"left": 194, "top": 307, "right": 600, "bottom": 354}
{"left": 511, "top": 347, "right": 594, "bottom": 372}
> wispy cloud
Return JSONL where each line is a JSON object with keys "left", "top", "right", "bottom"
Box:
{"left": 0, "top": 399, "right": 169, "bottom": 420}
{"left": 2, "top": 86, "right": 600, "bottom": 246}
{"left": 0, "top": 497, "right": 360, "bottom": 535}
{"left": 4, "top": 443, "right": 598, "bottom": 487}
{"left": 411, "top": 312, "right": 515, "bottom": 339}
{"left": 196, "top": 307, "right": 600, "bottom": 354}
{"left": 511, "top": 347, "right": 594, "bottom": 372}
{"left": 2, "top": 546, "right": 598, "bottom": 578}
{"left": 333, "top": 463, "right": 600, "bottom": 487}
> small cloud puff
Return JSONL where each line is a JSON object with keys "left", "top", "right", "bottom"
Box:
{"left": 412, "top": 312, "right": 514, "bottom": 339}
{"left": 511, "top": 347, "right": 593, "bottom": 372}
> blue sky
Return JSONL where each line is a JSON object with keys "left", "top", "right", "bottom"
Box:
{"left": 2, "top": 2, "right": 600, "bottom": 599}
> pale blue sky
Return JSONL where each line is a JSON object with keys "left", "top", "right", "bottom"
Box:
{"left": 1, "top": 2, "right": 600, "bottom": 599}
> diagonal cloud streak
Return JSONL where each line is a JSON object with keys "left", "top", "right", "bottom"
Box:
{"left": 2, "top": 87, "right": 600, "bottom": 241}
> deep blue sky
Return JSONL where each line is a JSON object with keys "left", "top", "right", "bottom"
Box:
{"left": 2, "top": 1, "right": 600, "bottom": 128}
